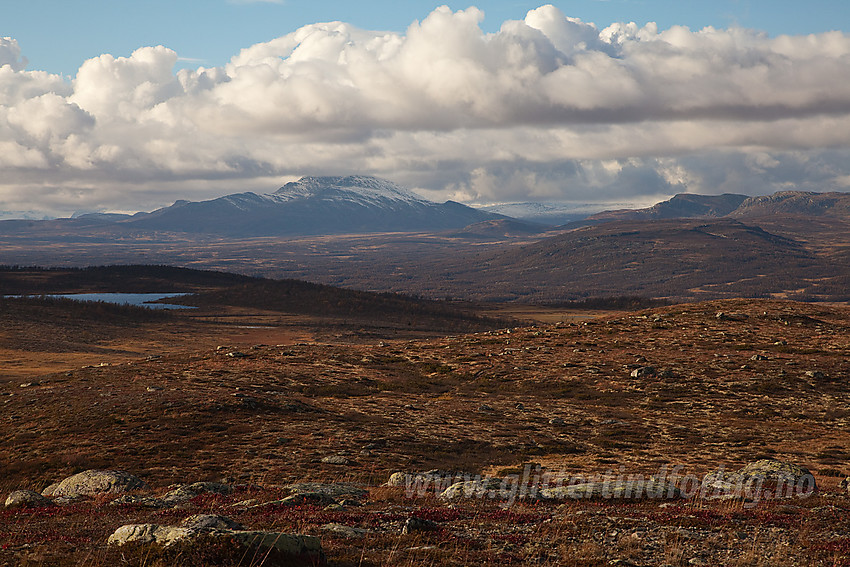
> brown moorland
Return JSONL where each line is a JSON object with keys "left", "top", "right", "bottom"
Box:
{"left": 1, "top": 289, "right": 849, "bottom": 565}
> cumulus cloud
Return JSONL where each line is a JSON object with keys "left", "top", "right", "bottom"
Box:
{"left": 2, "top": 5, "right": 850, "bottom": 215}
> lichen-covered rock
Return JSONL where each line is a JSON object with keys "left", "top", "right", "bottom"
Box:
{"left": 287, "top": 482, "right": 367, "bottom": 499}
{"left": 279, "top": 492, "right": 338, "bottom": 506}
{"left": 181, "top": 514, "right": 245, "bottom": 531}
{"left": 109, "top": 494, "right": 168, "bottom": 508}
{"left": 386, "top": 470, "right": 472, "bottom": 492}
{"left": 161, "top": 481, "right": 231, "bottom": 505}
{"left": 108, "top": 523, "right": 324, "bottom": 562}
{"left": 5, "top": 490, "right": 53, "bottom": 509}
{"left": 107, "top": 524, "right": 193, "bottom": 547}
{"left": 540, "top": 479, "right": 683, "bottom": 501}
{"left": 439, "top": 478, "right": 506, "bottom": 500}
{"left": 43, "top": 470, "right": 147, "bottom": 498}
{"left": 703, "top": 459, "right": 816, "bottom": 499}
{"left": 321, "top": 523, "right": 368, "bottom": 538}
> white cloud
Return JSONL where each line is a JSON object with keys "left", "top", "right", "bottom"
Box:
{"left": 2, "top": 6, "right": 850, "bottom": 215}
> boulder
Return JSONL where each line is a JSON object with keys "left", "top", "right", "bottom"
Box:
{"left": 161, "top": 481, "right": 231, "bottom": 505}
{"left": 385, "top": 470, "right": 472, "bottom": 491}
{"left": 703, "top": 459, "right": 816, "bottom": 499}
{"left": 5, "top": 490, "right": 53, "bottom": 509}
{"left": 540, "top": 479, "right": 683, "bottom": 501}
{"left": 630, "top": 366, "right": 656, "bottom": 378}
{"left": 43, "top": 470, "right": 147, "bottom": 498}
{"left": 181, "top": 514, "right": 245, "bottom": 531}
{"left": 439, "top": 478, "right": 505, "bottom": 500}
{"left": 287, "top": 482, "right": 367, "bottom": 500}
{"left": 321, "top": 523, "right": 368, "bottom": 538}
{"left": 279, "top": 492, "right": 338, "bottom": 506}
{"left": 109, "top": 494, "right": 168, "bottom": 508}
{"left": 108, "top": 523, "right": 323, "bottom": 562}
{"left": 402, "top": 517, "right": 439, "bottom": 534}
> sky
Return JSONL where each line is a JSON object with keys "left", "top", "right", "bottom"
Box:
{"left": 2, "top": 1, "right": 850, "bottom": 217}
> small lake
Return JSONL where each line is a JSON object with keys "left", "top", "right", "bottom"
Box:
{"left": 7, "top": 293, "right": 197, "bottom": 310}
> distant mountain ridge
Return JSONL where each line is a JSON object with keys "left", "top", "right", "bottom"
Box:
{"left": 729, "top": 191, "right": 850, "bottom": 218}
{"left": 583, "top": 193, "right": 750, "bottom": 224}
{"left": 112, "top": 176, "right": 503, "bottom": 236}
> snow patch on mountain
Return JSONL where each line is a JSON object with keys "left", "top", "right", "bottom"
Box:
{"left": 273, "top": 176, "right": 429, "bottom": 206}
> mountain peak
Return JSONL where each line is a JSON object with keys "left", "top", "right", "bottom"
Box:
{"left": 273, "top": 175, "right": 428, "bottom": 204}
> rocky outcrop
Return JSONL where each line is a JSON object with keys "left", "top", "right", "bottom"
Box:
{"left": 108, "top": 519, "right": 323, "bottom": 563}
{"left": 540, "top": 479, "right": 683, "bottom": 500}
{"left": 43, "top": 470, "right": 147, "bottom": 498}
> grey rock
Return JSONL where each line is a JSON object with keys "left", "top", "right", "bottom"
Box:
{"left": 402, "top": 517, "right": 439, "bottom": 534}
{"left": 287, "top": 482, "right": 367, "bottom": 499}
{"left": 180, "top": 514, "right": 245, "bottom": 531}
{"left": 321, "top": 523, "right": 368, "bottom": 538}
{"left": 321, "top": 455, "right": 351, "bottom": 465}
{"left": 108, "top": 523, "right": 323, "bottom": 560}
{"left": 5, "top": 490, "right": 53, "bottom": 509}
{"left": 43, "top": 470, "right": 147, "bottom": 498}
{"left": 630, "top": 366, "right": 656, "bottom": 378}
{"left": 386, "top": 470, "right": 473, "bottom": 493}
{"left": 161, "top": 481, "right": 231, "bottom": 505}
{"left": 439, "top": 478, "right": 506, "bottom": 500}
{"left": 703, "top": 459, "right": 816, "bottom": 498}
{"left": 109, "top": 494, "right": 168, "bottom": 508}
{"left": 540, "top": 479, "right": 682, "bottom": 501}
{"left": 278, "top": 492, "right": 338, "bottom": 507}
{"left": 716, "top": 311, "right": 748, "bottom": 321}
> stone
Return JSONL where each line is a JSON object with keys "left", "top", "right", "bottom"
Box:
{"left": 43, "top": 470, "right": 147, "bottom": 498}
{"left": 278, "top": 492, "right": 338, "bottom": 507}
{"left": 716, "top": 312, "right": 748, "bottom": 321}
{"left": 630, "top": 366, "right": 656, "bottom": 378}
{"left": 108, "top": 523, "right": 323, "bottom": 562}
{"left": 161, "top": 481, "right": 231, "bottom": 505}
{"left": 439, "top": 478, "right": 506, "bottom": 500}
{"left": 321, "top": 523, "right": 368, "bottom": 538}
{"left": 540, "top": 479, "right": 682, "bottom": 501}
{"left": 287, "top": 482, "right": 367, "bottom": 499}
{"left": 386, "top": 470, "right": 473, "bottom": 494}
{"left": 181, "top": 514, "right": 245, "bottom": 531}
{"left": 703, "top": 459, "right": 816, "bottom": 498}
{"left": 5, "top": 489, "right": 53, "bottom": 509}
{"left": 402, "top": 517, "right": 439, "bottom": 534}
{"left": 321, "top": 455, "right": 351, "bottom": 465}
{"left": 109, "top": 494, "right": 168, "bottom": 508}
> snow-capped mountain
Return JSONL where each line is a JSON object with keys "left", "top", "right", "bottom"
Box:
{"left": 123, "top": 176, "right": 502, "bottom": 236}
